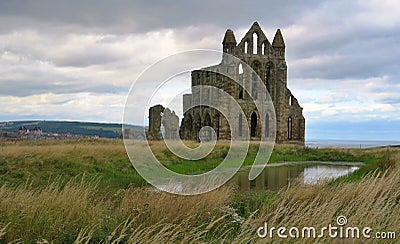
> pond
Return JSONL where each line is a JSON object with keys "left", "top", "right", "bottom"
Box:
{"left": 230, "top": 162, "right": 362, "bottom": 191}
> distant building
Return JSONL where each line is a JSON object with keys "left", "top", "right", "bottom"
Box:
{"left": 32, "top": 127, "right": 42, "bottom": 135}
{"left": 18, "top": 126, "right": 28, "bottom": 134}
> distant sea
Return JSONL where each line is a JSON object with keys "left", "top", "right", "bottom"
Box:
{"left": 306, "top": 140, "right": 400, "bottom": 148}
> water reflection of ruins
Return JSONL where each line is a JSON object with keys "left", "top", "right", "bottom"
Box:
{"left": 231, "top": 165, "right": 303, "bottom": 191}
{"left": 231, "top": 164, "right": 358, "bottom": 191}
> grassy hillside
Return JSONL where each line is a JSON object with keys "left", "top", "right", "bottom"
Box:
{"left": 0, "top": 139, "right": 145, "bottom": 194}
{"left": 0, "top": 120, "right": 145, "bottom": 138}
{"left": 0, "top": 139, "right": 398, "bottom": 242}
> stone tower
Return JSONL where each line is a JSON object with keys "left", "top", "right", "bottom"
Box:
{"left": 178, "top": 22, "right": 305, "bottom": 144}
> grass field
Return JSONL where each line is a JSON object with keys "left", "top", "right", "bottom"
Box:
{"left": 0, "top": 139, "right": 398, "bottom": 242}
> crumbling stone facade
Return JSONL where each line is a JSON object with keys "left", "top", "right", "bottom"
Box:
{"left": 179, "top": 22, "right": 305, "bottom": 144}
{"left": 147, "top": 105, "right": 179, "bottom": 140}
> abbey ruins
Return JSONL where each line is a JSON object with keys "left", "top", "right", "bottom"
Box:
{"left": 148, "top": 22, "right": 305, "bottom": 144}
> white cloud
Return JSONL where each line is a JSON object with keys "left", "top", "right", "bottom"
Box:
{"left": 0, "top": 0, "right": 399, "bottom": 142}
{"left": 0, "top": 93, "right": 125, "bottom": 122}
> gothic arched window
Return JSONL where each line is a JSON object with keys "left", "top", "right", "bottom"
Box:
{"left": 265, "top": 113, "right": 270, "bottom": 137}
{"left": 252, "top": 72, "right": 258, "bottom": 99}
{"left": 238, "top": 63, "right": 244, "bottom": 99}
{"left": 238, "top": 113, "right": 243, "bottom": 137}
{"left": 266, "top": 66, "right": 271, "bottom": 94}
{"left": 261, "top": 43, "right": 265, "bottom": 55}
{"left": 288, "top": 117, "right": 292, "bottom": 140}
{"left": 253, "top": 33, "right": 258, "bottom": 54}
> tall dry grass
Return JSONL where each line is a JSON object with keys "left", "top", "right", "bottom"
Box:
{"left": 73, "top": 166, "right": 400, "bottom": 243}
{"left": 0, "top": 178, "right": 234, "bottom": 243}
{"left": 0, "top": 166, "right": 399, "bottom": 242}
{"left": 250, "top": 167, "right": 400, "bottom": 243}
{"left": 118, "top": 186, "right": 231, "bottom": 225}
{"left": 0, "top": 140, "right": 398, "bottom": 242}
{"left": 0, "top": 177, "right": 104, "bottom": 243}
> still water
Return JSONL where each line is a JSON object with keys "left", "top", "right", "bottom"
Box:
{"left": 231, "top": 163, "right": 361, "bottom": 191}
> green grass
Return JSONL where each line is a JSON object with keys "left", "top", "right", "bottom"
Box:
{"left": 0, "top": 139, "right": 394, "bottom": 194}
{"left": 0, "top": 139, "right": 399, "bottom": 242}
{"left": 151, "top": 141, "right": 389, "bottom": 179}
{"left": 0, "top": 140, "right": 146, "bottom": 196}
{"left": 0, "top": 162, "right": 399, "bottom": 242}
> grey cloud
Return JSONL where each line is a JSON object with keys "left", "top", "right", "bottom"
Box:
{"left": 54, "top": 49, "right": 125, "bottom": 68}
{"left": 1, "top": 0, "right": 400, "bottom": 130}
{"left": 378, "top": 98, "right": 400, "bottom": 104}
{"left": 0, "top": 79, "right": 127, "bottom": 97}
{"left": 281, "top": 0, "right": 400, "bottom": 81}
{"left": 0, "top": 0, "right": 325, "bottom": 34}
{"left": 288, "top": 34, "right": 400, "bottom": 80}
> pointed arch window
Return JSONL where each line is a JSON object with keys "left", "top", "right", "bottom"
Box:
{"left": 244, "top": 41, "right": 248, "bottom": 54}
{"left": 253, "top": 33, "right": 258, "bottom": 54}
{"left": 215, "top": 113, "right": 220, "bottom": 140}
{"left": 238, "top": 63, "right": 244, "bottom": 99}
{"left": 288, "top": 117, "right": 292, "bottom": 140}
{"left": 297, "top": 118, "right": 301, "bottom": 140}
{"left": 238, "top": 113, "right": 243, "bottom": 137}
{"left": 239, "top": 89, "right": 243, "bottom": 99}
{"left": 251, "top": 112, "right": 257, "bottom": 137}
{"left": 265, "top": 113, "right": 270, "bottom": 137}
{"left": 266, "top": 65, "right": 271, "bottom": 94}
{"left": 251, "top": 72, "right": 258, "bottom": 99}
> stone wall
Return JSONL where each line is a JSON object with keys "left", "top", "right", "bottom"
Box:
{"left": 180, "top": 22, "right": 305, "bottom": 144}
{"left": 147, "top": 105, "right": 179, "bottom": 140}
{"left": 148, "top": 22, "right": 305, "bottom": 144}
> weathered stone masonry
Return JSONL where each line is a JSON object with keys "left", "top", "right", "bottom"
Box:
{"left": 150, "top": 22, "right": 305, "bottom": 144}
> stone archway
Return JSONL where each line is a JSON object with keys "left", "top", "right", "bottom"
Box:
{"left": 213, "top": 113, "right": 220, "bottom": 139}
{"left": 251, "top": 111, "right": 258, "bottom": 137}
{"left": 184, "top": 113, "right": 193, "bottom": 139}
{"left": 194, "top": 113, "right": 202, "bottom": 141}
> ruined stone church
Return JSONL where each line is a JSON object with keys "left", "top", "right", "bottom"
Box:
{"left": 149, "top": 22, "right": 305, "bottom": 144}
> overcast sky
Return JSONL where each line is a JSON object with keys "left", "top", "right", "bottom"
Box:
{"left": 1, "top": 0, "right": 399, "bottom": 141}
